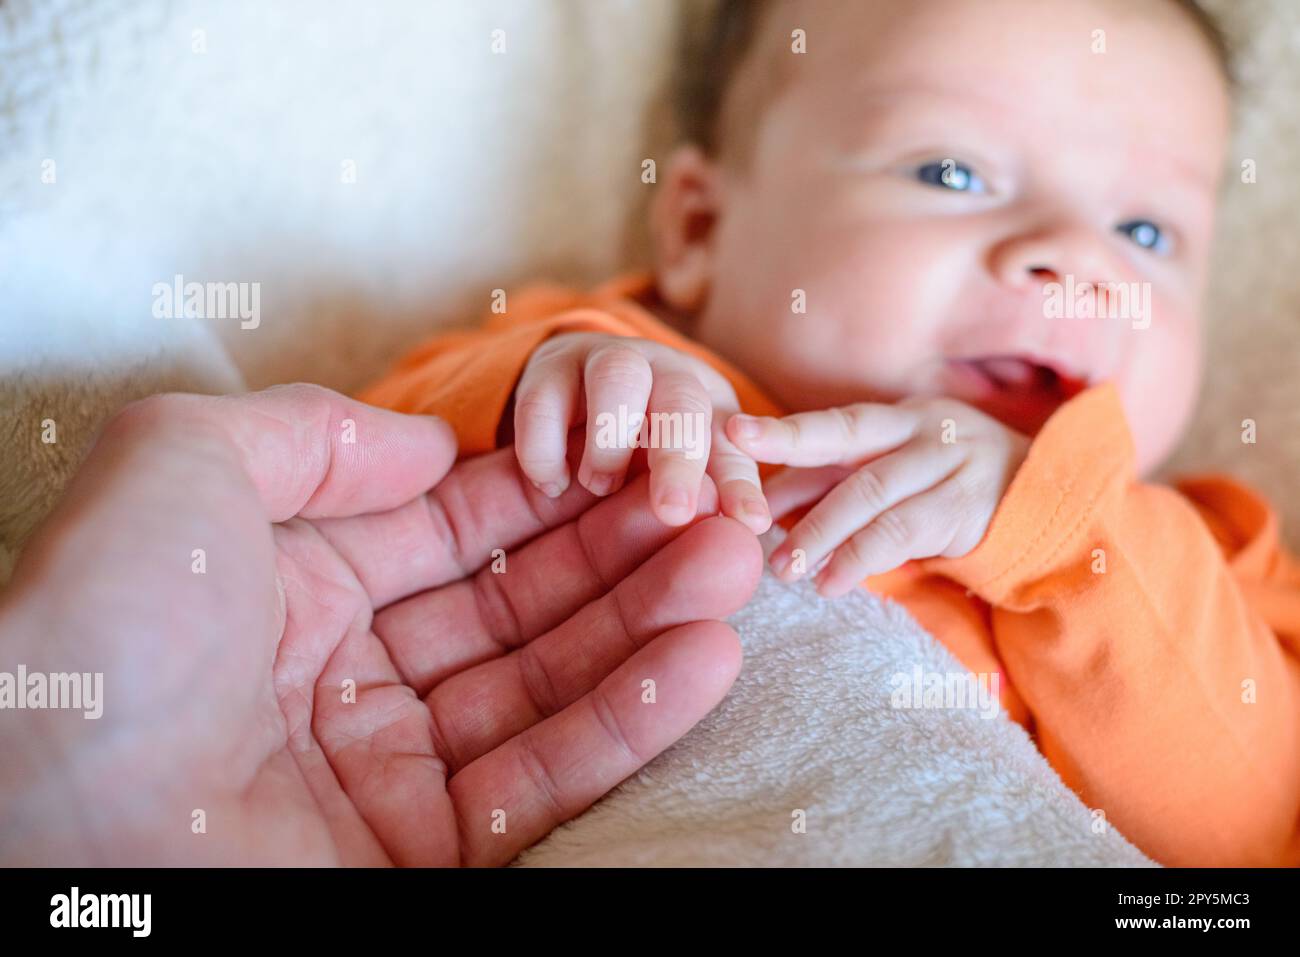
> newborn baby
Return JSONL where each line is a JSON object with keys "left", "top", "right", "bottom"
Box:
{"left": 361, "top": 0, "right": 1300, "bottom": 866}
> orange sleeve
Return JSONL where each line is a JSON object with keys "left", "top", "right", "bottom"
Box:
{"left": 356, "top": 277, "right": 783, "bottom": 456}
{"left": 356, "top": 307, "right": 647, "bottom": 457}
{"left": 922, "top": 383, "right": 1300, "bottom": 867}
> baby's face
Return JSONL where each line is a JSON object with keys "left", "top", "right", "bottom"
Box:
{"left": 661, "top": 0, "right": 1230, "bottom": 475}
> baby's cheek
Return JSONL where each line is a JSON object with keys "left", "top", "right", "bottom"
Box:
{"left": 1120, "top": 312, "right": 1202, "bottom": 476}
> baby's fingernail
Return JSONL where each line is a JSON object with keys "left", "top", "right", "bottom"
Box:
{"left": 657, "top": 484, "right": 691, "bottom": 519}
{"left": 730, "top": 415, "right": 761, "bottom": 441}
{"left": 585, "top": 471, "right": 616, "bottom": 496}
{"left": 534, "top": 476, "right": 568, "bottom": 498}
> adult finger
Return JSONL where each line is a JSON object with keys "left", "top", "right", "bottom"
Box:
{"left": 310, "top": 436, "right": 606, "bottom": 610}
{"left": 370, "top": 472, "right": 721, "bottom": 692}
{"left": 449, "top": 619, "right": 743, "bottom": 867}
{"left": 103, "top": 384, "right": 459, "bottom": 523}
{"left": 424, "top": 516, "right": 761, "bottom": 772}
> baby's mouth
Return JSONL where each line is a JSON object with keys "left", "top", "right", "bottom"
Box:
{"left": 943, "top": 355, "right": 1090, "bottom": 435}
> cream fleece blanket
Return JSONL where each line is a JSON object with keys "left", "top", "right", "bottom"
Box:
{"left": 519, "top": 543, "right": 1153, "bottom": 867}
{"left": 2, "top": 0, "right": 1297, "bottom": 866}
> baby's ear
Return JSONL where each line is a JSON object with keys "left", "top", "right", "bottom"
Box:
{"left": 649, "top": 143, "right": 722, "bottom": 318}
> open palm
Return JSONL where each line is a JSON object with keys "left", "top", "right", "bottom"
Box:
{"left": 0, "top": 385, "right": 760, "bottom": 866}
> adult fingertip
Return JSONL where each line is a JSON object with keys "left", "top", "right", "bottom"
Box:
{"left": 687, "top": 620, "right": 744, "bottom": 692}
{"left": 415, "top": 412, "right": 457, "bottom": 452}
{"left": 701, "top": 515, "right": 765, "bottom": 599}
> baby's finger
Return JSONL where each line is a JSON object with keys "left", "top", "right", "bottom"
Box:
{"left": 727, "top": 403, "right": 918, "bottom": 468}
{"left": 813, "top": 479, "right": 969, "bottom": 597}
{"left": 768, "top": 441, "right": 961, "bottom": 581}
{"left": 644, "top": 365, "right": 712, "bottom": 526}
{"left": 579, "top": 342, "right": 653, "bottom": 496}
{"left": 706, "top": 391, "right": 770, "bottom": 534}
{"left": 762, "top": 465, "right": 854, "bottom": 522}
{"left": 514, "top": 349, "right": 581, "bottom": 496}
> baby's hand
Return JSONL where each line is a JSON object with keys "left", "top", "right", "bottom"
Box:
{"left": 726, "top": 396, "right": 1031, "bottom": 596}
{"left": 513, "top": 332, "right": 771, "bottom": 531}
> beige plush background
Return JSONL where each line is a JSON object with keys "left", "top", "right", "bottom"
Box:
{"left": 1161, "top": 0, "right": 1300, "bottom": 537}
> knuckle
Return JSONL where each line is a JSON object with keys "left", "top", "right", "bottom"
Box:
{"left": 586, "top": 343, "right": 652, "bottom": 391}
{"left": 268, "top": 381, "right": 332, "bottom": 401}
{"left": 513, "top": 390, "right": 567, "bottom": 430}
{"left": 589, "top": 685, "right": 643, "bottom": 765}
{"left": 793, "top": 510, "right": 828, "bottom": 550}
{"left": 692, "top": 362, "right": 734, "bottom": 400}
{"left": 516, "top": 450, "right": 559, "bottom": 476}
{"left": 845, "top": 467, "right": 890, "bottom": 514}
{"left": 830, "top": 403, "right": 869, "bottom": 442}
{"left": 840, "top": 531, "right": 874, "bottom": 571}
{"left": 528, "top": 339, "right": 565, "bottom": 366}
{"left": 946, "top": 469, "right": 976, "bottom": 511}
{"left": 709, "top": 447, "right": 758, "bottom": 479}
{"left": 533, "top": 331, "right": 588, "bottom": 361}
{"left": 943, "top": 481, "right": 991, "bottom": 556}
{"left": 514, "top": 730, "right": 568, "bottom": 820}
{"left": 952, "top": 465, "right": 996, "bottom": 517}
{"left": 782, "top": 415, "right": 806, "bottom": 447}
{"left": 829, "top": 406, "right": 856, "bottom": 443}
{"left": 868, "top": 507, "right": 913, "bottom": 552}
{"left": 653, "top": 371, "right": 712, "bottom": 417}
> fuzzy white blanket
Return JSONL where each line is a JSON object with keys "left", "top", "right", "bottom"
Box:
{"left": 519, "top": 555, "right": 1153, "bottom": 866}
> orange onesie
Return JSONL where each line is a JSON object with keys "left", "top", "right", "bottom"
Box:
{"left": 359, "top": 271, "right": 1300, "bottom": 867}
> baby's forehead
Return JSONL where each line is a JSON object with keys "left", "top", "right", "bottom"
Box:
{"left": 774, "top": 0, "right": 1219, "bottom": 94}
{"left": 742, "top": 0, "right": 1229, "bottom": 175}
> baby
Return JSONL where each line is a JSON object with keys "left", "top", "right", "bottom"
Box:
{"left": 361, "top": 0, "right": 1300, "bottom": 866}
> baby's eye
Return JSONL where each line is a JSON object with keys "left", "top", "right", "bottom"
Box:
{"left": 916, "top": 160, "right": 986, "bottom": 193}
{"left": 1117, "top": 219, "right": 1171, "bottom": 255}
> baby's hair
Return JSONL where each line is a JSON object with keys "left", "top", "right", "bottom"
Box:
{"left": 675, "top": 0, "right": 1233, "bottom": 164}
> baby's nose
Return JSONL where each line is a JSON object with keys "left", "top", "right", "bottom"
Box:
{"left": 987, "top": 225, "right": 1132, "bottom": 377}
{"left": 988, "top": 223, "right": 1115, "bottom": 292}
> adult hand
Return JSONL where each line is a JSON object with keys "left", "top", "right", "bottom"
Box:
{"left": 0, "top": 384, "right": 761, "bottom": 865}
